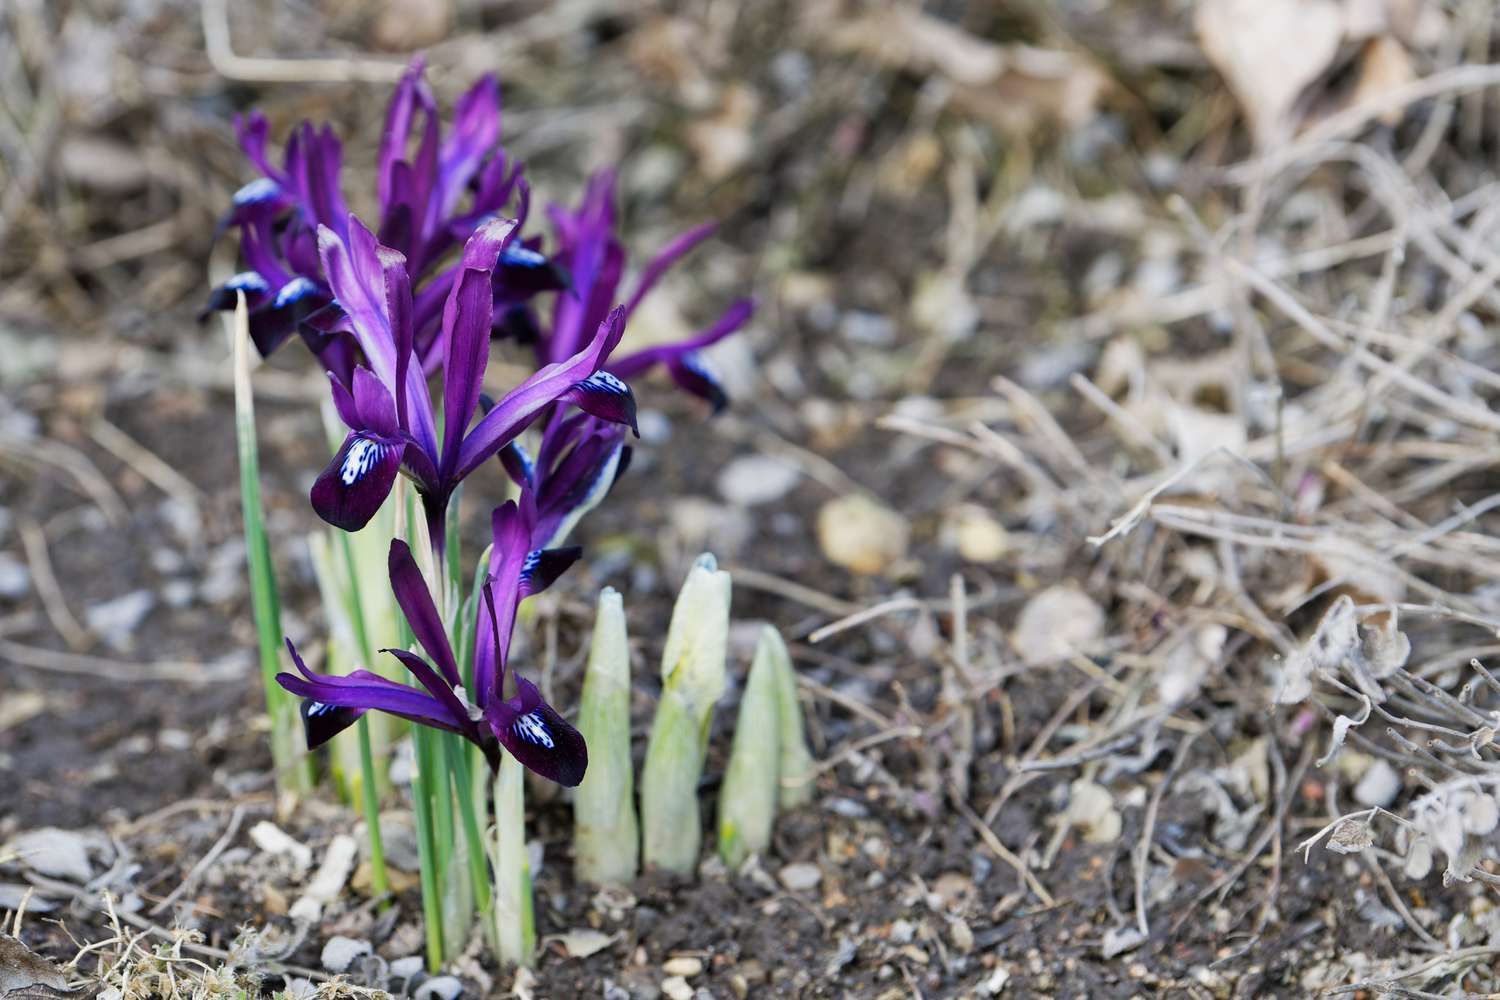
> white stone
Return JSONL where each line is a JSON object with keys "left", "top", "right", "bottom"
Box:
{"left": 1353, "top": 760, "right": 1401, "bottom": 808}
{"left": 663, "top": 957, "right": 703, "bottom": 977}
{"left": 777, "top": 862, "right": 823, "bottom": 892}
{"left": 249, "top": 821, "right": 312, "bottom": 870}
{"left": 415, "top": 975, "right": 463, "bottom": 1000}
{"left": 319, "top": 936, "right": 371, "bottom": 973}
{"left": 716, "top": 455, "right": 800, "bottom": 507}
{"left": 0, "top": 554, "right": 29, "bottom": 599}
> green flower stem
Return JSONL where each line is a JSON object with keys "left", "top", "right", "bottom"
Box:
{"left": 230, "top": 294, "right": 311, "bottom": 796}
{"left": 410, "top": 727, "right": 445, "bottom": 970}
{"left": 357, "top": 715, "right": 389, "bottom": 901}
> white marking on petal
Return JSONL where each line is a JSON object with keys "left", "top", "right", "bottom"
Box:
{"left": 234, "top": 177, "right": 282, "bottom": 205}
{"left": 274, "top": 276, "right": 317, "bottom": 308}
{"left": 307, "top": 701, "right": 335, "bottom": 717}
{"left": 580, "top": 371, "right": 630, "bottom": 396}
{"left": 513, "top": 711, "right": 554, "bottom": 748}
{"left": 226, "top": 271, "right": 270, "bottom": 293}
{"left": 502, "top": 246, "right": 546, "bottom": 268}
{"left": 339, "top": 437, "right": 384, "bottom": 485}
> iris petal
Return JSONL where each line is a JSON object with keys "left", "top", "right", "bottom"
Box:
{"left": 310, "top": 431, "right": 404, "bottom": 531}
{"left": 519, "top": 546, "right": 582, "bottom": 597}
{"left": 563, "top": 371, "right": 638, "bottom": 434}
{"left": 668, "top": 351, "right": 728, "bottom": 414}
{"left": 299, "top": 698, "right": 366, "bottom": 749}
{"left": 488, "top": 677, "right": 588, "bottom": 787}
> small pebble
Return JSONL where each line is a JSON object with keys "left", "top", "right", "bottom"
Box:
{"left": 85, "top": 590, "right": 155, "bottom": 649}
{"left": 716, "top": 455, "right": 800, "bottom": 507}
{"left": 778, "top": 862, "right": 822, "bottom": 892}
{"left": 816, "top": 495, "right": 909, "bottom": 575}
{"left": 1354, "top": 759, "right": 1401, "bottom": 808}
{"left": 662, "top": 957, "right": 703, "bottom": 978}
{"left": 414, "top": 975, "right": 463, "bottom": 1000}
{"left": 0, "top": 554, "right": 30, "bottom": 599}
{"left": 389, "top": 956, "right": 424, "bottom": 982}
{"left": 661, "top": 977, "right": 693, "bottom": 1000}
{"left": 320, "top": 936, "right": 371, "bottom": 973}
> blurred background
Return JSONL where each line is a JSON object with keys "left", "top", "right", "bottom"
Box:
{"left": 6, "top": 0, "right": 1500, "bottom": 995}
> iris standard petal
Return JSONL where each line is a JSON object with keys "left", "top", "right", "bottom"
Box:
{"left": 452, "top": 306, "right": 626, "bottom": 482}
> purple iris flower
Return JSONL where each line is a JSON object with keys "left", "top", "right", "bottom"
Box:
{"left": 527, "top": 170, "right": 756, "bottom": 413}
{"left": 499, "top": 412, "right": 631, "bottom": 550}
{"left": 205, "top": 58, "right": 560, "bottom": 377}
{"left": 310, "top": 214, "right": 637, "bottom": 540}
{"left": 278, "top": 517, "right": 587, "bottom": 785}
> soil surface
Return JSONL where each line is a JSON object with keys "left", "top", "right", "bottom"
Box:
{"left": 3, "top": 1, "right": 1493, "bottom": 998}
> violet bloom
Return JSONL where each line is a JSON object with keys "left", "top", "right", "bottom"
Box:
{"left": 499, "top": 412, "right": 631, "bottom": 549}
{"left": 205, "top": 58, "right": 561, "bottom": 376}
{"left": 279, "top": 519, "right": 587, "bottom": 786}
{"left": 311, "top": 213, "right": 636, "bottom": 539}
{"left": 518, "top": 170, "right": 756, "bottom": 413}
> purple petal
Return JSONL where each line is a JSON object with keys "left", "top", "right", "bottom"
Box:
{"left": 441, "top": 217, "right": 519, "bottom": 475}
{"left": 318, "top": 222, "right": 396, "bottom": 377}
{"left": 277, "top": 638, "right": 466, "bottom": 742}
{"left": 299, "top": 697, "right": 367, "bottom": 750}
{"left": 621, "top": 221, "right": 717, "bottom": 323}
{"left": 387, "top": 539, "right": 461, "bottom": 688}
{"left": 499, "top": 440, "right": 535, "bottom": 488}
{"left": 472, "top": 501, "right": 530, "bottom": 707}
{"left": 352, "top": 366, "right": 398, "bottom": 436}
{"left": 436, "top": 74, "right": 500, "bottom": 217}
{"left": 535, "top": 429, "right": 628, "bottom": 547}
{"left": 487, "top": 677, "right": 588, "bottom": 787}
{"left": 560, "top": 370, "right": 637, "bottom": 434}
{"left": 233, "top": 111, "right": 285, "bottom": 186}
{"left": 453, "top": 306, "right": 627, "bottom": 482}
{"left": 378, "top": 59, "right": 431, "bottom": 210}
{"left": 310, "top": 431, "right": 404, "bottom": 531}
{"left": 609, "top": 297, "right": 753, "bottom": 378}
{"left": 667, "top": 351, "right": 728, "bottom": 414}
{"left": 329, "top": 372, "right": 359, "bottom": 429}
{"left": 199, "top": 271, "right": 271, "bottom": 319}
{"left": 519, "top": 546, "right": 581, "bottom": 597}
{"left": 318, "top": 219, "right": 438, "bottom": 458}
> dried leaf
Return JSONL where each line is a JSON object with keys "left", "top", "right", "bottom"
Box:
{"left": 548, "top": 929, "right": 617, "bottom": 959}
{"left": 1196, "top": 0, "right": 1344, "bottom": 144}
{"left": 1326, "top": 817, "right": 1374, "bottom": 854}
{"left": 0, "top": 935, "right": 68, "bottom": 995}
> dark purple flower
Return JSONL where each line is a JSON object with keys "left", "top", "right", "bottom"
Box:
{"left": 541, "top": 170, "right": 754, "bottom": 412}
{"left": 205, "top": 58, "right": 551, "bottom": 372}
{"left": 278, "top": 527, "right": 587, "bottom": 786}
{"left": 309, "top": 214, "right": 635, "bottom": 538}
{"left": 500, "top": 413, "right": 631, "bottom": 549}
